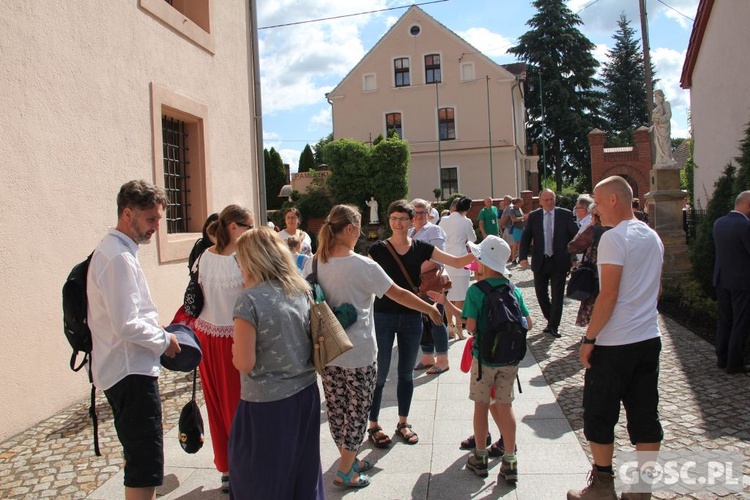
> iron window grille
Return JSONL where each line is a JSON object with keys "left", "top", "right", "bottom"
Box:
{"left": 162, "top": 115, "right": 191, "bottom": 233}
{"left": 425, "top": 54, "right": 441, "bottom": 84}
{"left": 394, "top": 58, "right": 410, "bottom": 87}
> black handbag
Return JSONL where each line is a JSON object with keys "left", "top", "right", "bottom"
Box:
{"left": 183, "top": 254, "right": 204, "bottom": 317}
{"left": 566, "top": 260, "right": 597, "bottom": 301}
{"left": 178, "top": 369, "right": 204, "bottom": 454}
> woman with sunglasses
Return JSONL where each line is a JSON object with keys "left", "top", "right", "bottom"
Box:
{"left": 192, "top": 204, "right": 253, "bottom": 493}
{"left": 367, "top": 200, "right": 475, "bottom": 448}
{"left": 279, "top": 207, "right": 312, "bottom": 256}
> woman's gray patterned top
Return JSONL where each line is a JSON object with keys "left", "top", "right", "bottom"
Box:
{"left": 233, "top": 280, "right": 316, "bottom": 403}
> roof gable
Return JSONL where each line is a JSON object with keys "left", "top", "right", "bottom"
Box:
{"left": 327, "top": 5, "right": 517, "bottom": 96}
{"left": 680, "top": 0, "right": 714, "bottom": 89}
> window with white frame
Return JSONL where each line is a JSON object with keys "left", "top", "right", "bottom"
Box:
{"left": 385, "top": 112, "right": 403, "bottom": 139}
{"left": 363, "top": 73, "right": 377, "bottom": 91}
{"left": 394, "top": 58, "right": 410, "bottom": 87}
{"left": 439, "top": 107, "right": 455, "bottom": 141}
{"left": 460, "top": 62, "right": 475, "bottom": 81}
{"left": 441, "top": 167, "right": 458, "bottom": 198}
{"left": 425, "top": 54, "right": 441, "bottom": 84}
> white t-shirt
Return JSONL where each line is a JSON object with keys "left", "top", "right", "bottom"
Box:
{"left": 303, "top": 254, "right": 393, "bottom": 368}
{"left": 279, "top": 229, "right": 312, "bottom": 256}
{"left": 596, "top": 219, "right": 664, "bottom": 346}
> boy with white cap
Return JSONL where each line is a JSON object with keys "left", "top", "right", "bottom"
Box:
{"left": 462, "top": 235, "right": 532, "bottom": 483}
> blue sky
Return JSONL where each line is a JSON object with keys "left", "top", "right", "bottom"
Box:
{"left": 256, "top": 0, "right": 699, "bottom": 172}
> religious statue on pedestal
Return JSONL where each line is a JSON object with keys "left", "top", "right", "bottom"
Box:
{"left": 365, "top": 197, "right": 379, "bottom": 224}
{"left": 650, "top": 89, "right": 677, "bottom": 168}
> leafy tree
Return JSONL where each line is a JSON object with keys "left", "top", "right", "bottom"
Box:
{"left": 601, "top": 14, "right": 652, "bottom": 145}
{"left": 264, "top": 147, "right": 286, "bottom": 210}
{"left": 370, "top": 136, "right": 409, "bottom": 211}
{"left": 313, "top": 133, "right": 333, "bottom": 166}
{"left": 323, "top": 136, "right": 410, "bottom": 218}
{"left": 298, "top": 144, "right": 315, "bottom": 173}
{"left": 372, "top": 133, "right": 385, "bottom": 146}
{"left": 509, "top": 0, "right": 604, "bottom": 192}
{"left": 324, "top": 139, "right": 372, "bottom": 207}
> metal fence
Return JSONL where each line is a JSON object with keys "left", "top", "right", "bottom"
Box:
{"left": 683, "top": 207, "right": 708, "bottom": 245}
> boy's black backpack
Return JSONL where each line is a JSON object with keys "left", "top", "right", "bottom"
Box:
{"left": 62, "top": 252, "right": 101, "bottom": 456}
{"left": 475, "top": 280, "right": 527, "bottom": 381}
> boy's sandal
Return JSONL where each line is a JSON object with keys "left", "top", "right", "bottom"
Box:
{"left": 333, "top": 467, "right": 371, "bottom": 489}
{"left": 352, "top": 458, "right": 373, "bottom": 473}
{"left": 367, "top": 426, "right": 391, "bottom": 448}
{"left": 395, "top": 422, "right": 419, "bottom": 444}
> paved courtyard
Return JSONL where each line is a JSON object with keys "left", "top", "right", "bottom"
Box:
{"left": 0, "top": 265, "right": 748, "bottom": 499}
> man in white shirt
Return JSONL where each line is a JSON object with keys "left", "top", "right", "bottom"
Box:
{"left": 574, "top": 194, "right": 593, "bottom": 232}
{"left": 87, "top": 180, "right": 180, "bottom": 500}
{"left": 568, "top": 176, "right": 664, "bottom": 500}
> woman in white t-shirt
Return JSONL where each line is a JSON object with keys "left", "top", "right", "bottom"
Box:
{"left": 304, "top": 205, "right": 441, "bottom": 488}
{"left": 279, "top": 207, "right": 312, "bottom": 256}
{"left": 193, "top": 204, "right": 253, "bottom": 493}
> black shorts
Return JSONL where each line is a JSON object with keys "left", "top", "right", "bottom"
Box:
{"left": 583, "top": 337, "right": 663, "bottom": 445}
{"left": 104, "top": 375, "right": 164, "bottom": 488}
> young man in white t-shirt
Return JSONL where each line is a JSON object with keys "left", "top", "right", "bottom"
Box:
{"left": 567, "top": 176, "right": 664, "bottom": 500}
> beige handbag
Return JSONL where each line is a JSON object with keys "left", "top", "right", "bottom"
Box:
{"left": 307, "top": 256, "right": 353, "bottom": 374}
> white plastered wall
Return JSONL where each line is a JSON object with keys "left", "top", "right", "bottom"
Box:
{"left": 0, "top": 1, "right": 259, "bottom": 441}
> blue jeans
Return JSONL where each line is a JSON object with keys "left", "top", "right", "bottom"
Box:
{"left": 369, "top": 312, "right": 422, "bottom": 422}
{"left": 420, "top": 303, "right": 449, "bottom": 355}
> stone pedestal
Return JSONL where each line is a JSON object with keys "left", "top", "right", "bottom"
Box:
{"left": 644, "top": 168, "right": 690, "bottom": 278}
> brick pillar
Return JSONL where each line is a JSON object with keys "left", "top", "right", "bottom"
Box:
{"left": 588, "top": 129, "right": 606, "bottom": 188}
{"left": 634, "top": 126, "right": 653, "bottom": 200}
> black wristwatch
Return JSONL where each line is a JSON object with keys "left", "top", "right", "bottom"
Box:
{"left": 581, "top": 336, "right": 596, "bottom": 345}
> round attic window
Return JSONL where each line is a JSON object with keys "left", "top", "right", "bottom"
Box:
{"left": 410, "top": 25, "right": 421, "bottom": 36}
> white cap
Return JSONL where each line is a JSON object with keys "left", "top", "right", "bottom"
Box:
{"left": 467, "top": 235, "right": 511, "bottom": 275}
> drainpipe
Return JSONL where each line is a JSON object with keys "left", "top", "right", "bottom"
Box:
{"left": 249, "top": 0, "right": 266, "bottom": 222}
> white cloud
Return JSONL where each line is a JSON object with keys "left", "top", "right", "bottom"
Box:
{"left": 592, "top": 42, "right": 611, "bottom": 77}
{"left": 456, "top": 27, "right": 514, "bottom": 58}
{"left": 651, "top": 47, "right": 689, "bottom": 109}
{"left": 257, "top": 1, "right": 390, "bottom": 114}
{"left": 660, "top": 0, "right": 699, "bottom": 29}
{"left": 279, "top": 148, "right": 301, "bottom": 173}
{"left": 567, "top": 0, "right": 698, "bottom": 35}
{"left": 308, "top": 107, "right": 331, "bottom": 130}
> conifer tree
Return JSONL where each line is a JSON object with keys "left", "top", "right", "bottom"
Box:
{"left": 298, "top": 144, "right": 315, "bottom": 173}
{"left": 601, "top": 14, "right": 651, "bottom": 145}
{"left": 509, "top": 0, "right": 604, "bottom": 191}
{"left": 264, "top": 147, "right": 286, "bottom": 210}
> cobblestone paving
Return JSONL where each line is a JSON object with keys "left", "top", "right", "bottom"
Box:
{"left": 1, "top": 265, "right": 748, "bottom": 499}
{"left": 511, "top": 264, "right": 750, "bottom": 499}
{"left": 0, "top": 370, "right": 203, "bottom": 499}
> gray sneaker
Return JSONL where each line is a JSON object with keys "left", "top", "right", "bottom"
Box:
{"left": 499, "top": 457, "right": 518, "bottom": 483}
{"left": 466, "top": 451, "right": 488, "bottom": 477}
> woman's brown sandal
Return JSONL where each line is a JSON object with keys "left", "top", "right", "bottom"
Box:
{"left": 367, "top": 426, "right": 391, "bottom": 448}
{"left": 395, "top": 422, "right": 419, "bottom": 444}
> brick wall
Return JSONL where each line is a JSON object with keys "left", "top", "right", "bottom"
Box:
{"left": 589, "top": 127, "right": 652, "bottom": 200}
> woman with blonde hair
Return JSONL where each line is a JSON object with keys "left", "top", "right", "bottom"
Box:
{"left": 230, "top": 227, "right": 323, "bottom": 499}
{"left": 279, "top": 206, "right": 312, "bottom": 256}
{"left": 192, "top": 204, "right": 253, "bottom": 492}
{"left": 304, "top": 205, "right": 441, "bottom": 488}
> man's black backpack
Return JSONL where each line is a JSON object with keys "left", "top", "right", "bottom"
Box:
{"left": 475, "top": 281, "right": 527, "bottom": 381}
{"left": 62, "top": 252, "right": 101, "bottom": 456}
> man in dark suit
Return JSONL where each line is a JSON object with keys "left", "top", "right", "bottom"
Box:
{"left": 713, "top": 190, "right": 750, "bottom": 374}
{"left": 519, "top": 189, "right": 579, "bottom": 338}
